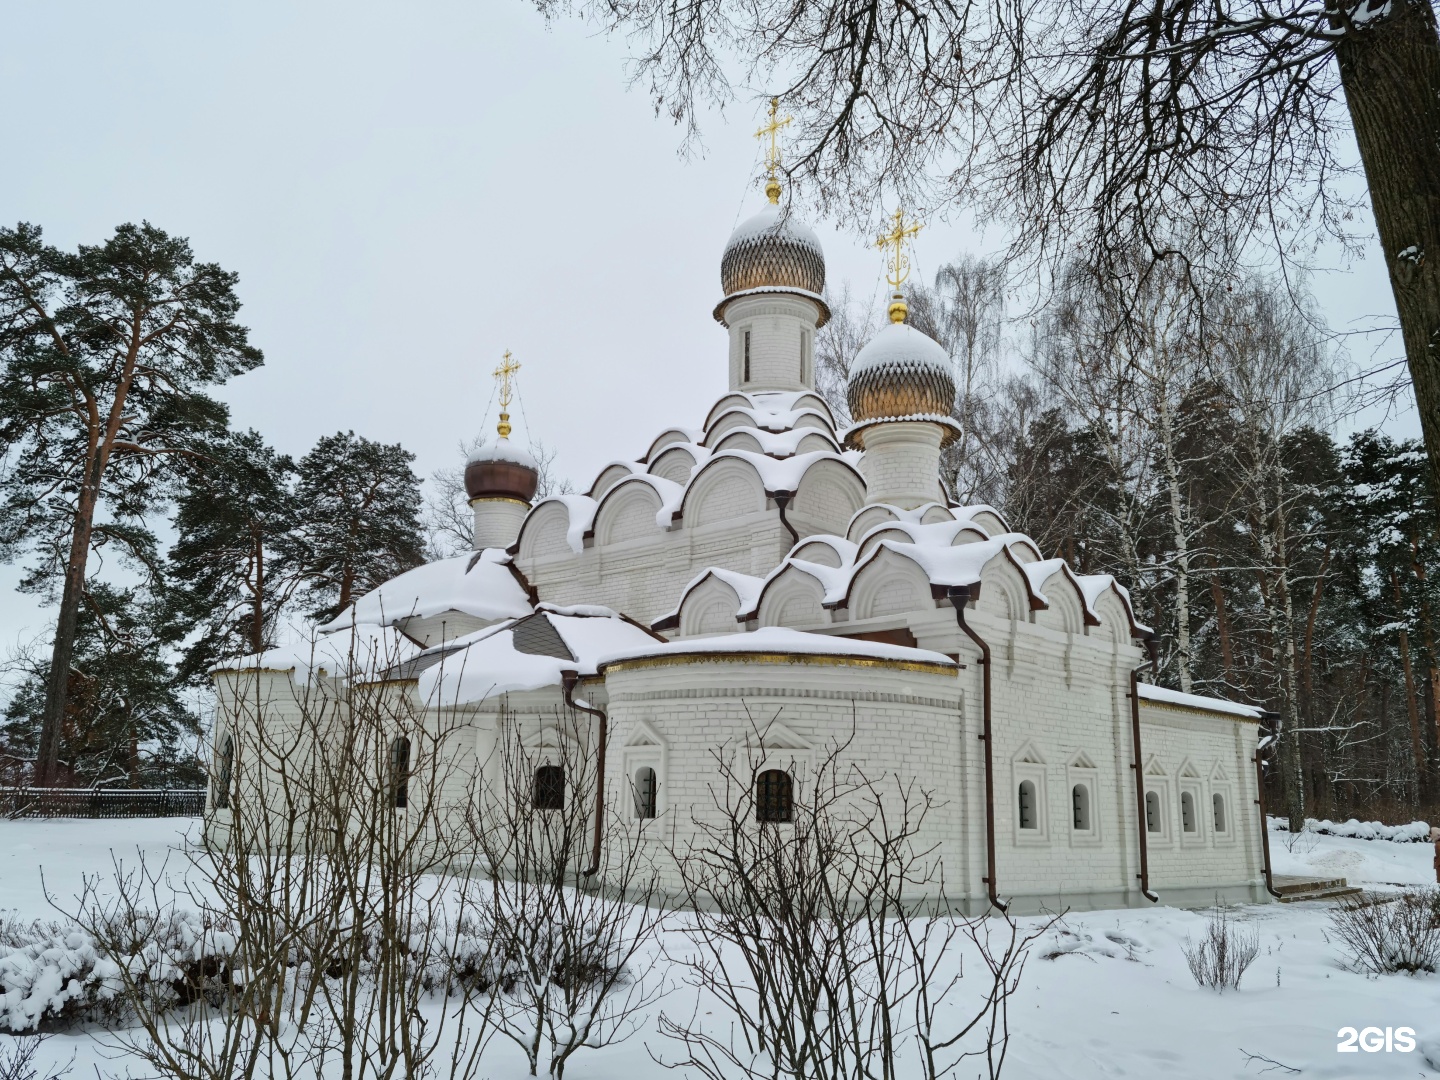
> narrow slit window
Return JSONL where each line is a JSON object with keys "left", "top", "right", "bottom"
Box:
{"left": 1072, "top": 783, "right": 1091, "bottom": 831}
{"left": 756, "top": 769, "right": 793, "bottom": 823}
{"left": 391, "top": 737, "right": 411, "bottom": 809}
{"left": 744, "top": 329, "right": 751, "bottom": 382}
{"left": 1181, "top": 790, "right": 1196, "bottom": 833}
{"left": 533, "top": 764, "right": 564, "bottom": 811}
{"left": 634, "top": 766, "right": 658, "bottom": 819}
{"left": 1213, "top": 792, "right": 1227, "bottom": 833}
{"left": 1018, "top": 780, "right": 1038, "bottom": 830}
{"left": 1145, "top": 790, "right": 1162, "bottom": 833}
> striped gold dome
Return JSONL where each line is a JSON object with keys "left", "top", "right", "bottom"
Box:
{"left": 846, "top": 322, "right": 958, "bottom": 447}
{"left": 720, "top": 204, "right": 826, "bottom": 297}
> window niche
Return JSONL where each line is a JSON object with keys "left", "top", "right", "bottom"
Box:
{"left": 1066, "top": 754, "right": 1100, "bottom": 845}
{"left": 533, "top": 764, "right": 564, "bottom": 811}
{"left": 1011, "top": 746, "right": 1049, "bottom": 844}
{"left": 633, "top": 766, "right": 658, "bottom": 820}
{"left": 756, "top": 768, "right": 793, "bottom": 824}
{"left": 391, "top": 736, "right": 411, "bottom": 810}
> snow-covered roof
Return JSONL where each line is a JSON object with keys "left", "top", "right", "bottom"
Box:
{"left": 418, "top": 609, "right": 659, "bottom": 705}
{"left": 1137, "top": 683, "right": 1263, "bottom": 719}
{"left": 211, "top": 624, "right": 422, "bottom": 684}
{"left": 596, "top": 626, "right": 956, "bottom": 671}
{"left": 652, "top": 567, "right": 766, "bottom": 630}
{"left": 706, "top": 405, "right": 834, "bottom": 436}
{"left": 699, "top": 449, "right": 858, "bottom": 494}
{"left": 319, "top": 550, "right": 533, "bottom": 631}
{"left": 709, "top": 425, "right": 839, "bottom": 457}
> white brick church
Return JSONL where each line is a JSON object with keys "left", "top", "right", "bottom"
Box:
{"left": 211, "top": 172, "right": 1274, "bottom": 914}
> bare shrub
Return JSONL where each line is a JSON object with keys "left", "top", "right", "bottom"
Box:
{"left": 56, "top": 630, "right": 502, "bottom": 1080}
{"left": 468, "top": 703, "right": 668, "bottom": 1079}
{"left": 1182, "top": 903, "right": 1260, "bottom": 990}
{"left": 0, "top": 1035, "right": 70, "bottom": 1080}
{"left": 655, "top": 711, "right": 1051, "bottom": 1080}
{"left": 1330, "top": 890, "right": 1440, "bottom": 975}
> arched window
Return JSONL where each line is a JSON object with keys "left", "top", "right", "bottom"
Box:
{"left": 391, "top": 737, "right": 411, "bottom": 810}
{"left": 533, "top": 764, "right": 564, "bottom": 811}
{"left": 214, "top": 735, "right": 234, "bottom": 811}
{"left": 1018, "top": 780, "right": 1038, "bottom": 830}
{"left": 1213, "top": 792, "right": 1228, "bottom": 833}
{"left": 1145, "top": 790, "right": 1162, "bottom": 833}
{"left": 756, "top": 769, "right": 793, "bottom": 823}
{"left": 633, "top": 766, "right": 658, "bottom": 820}
{"left": 1071, "top": 783, "right": 1091, "bottom": 831}
{"left": 1180, "top": 790, "right": 1196, "bottom": 833}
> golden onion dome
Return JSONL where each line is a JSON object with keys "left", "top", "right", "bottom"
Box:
{"left": 845, "top": 321, "right": 959, "bottom": 447}
{"left": 719, "top": 204, "right": 827, "bottom": 309}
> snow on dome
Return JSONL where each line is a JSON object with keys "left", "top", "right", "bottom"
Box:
{"left": 720, "top": 203, "right": 826, "bottom": 300}
{"left": 846, "top": 321, "right": 958, "bottom": 443}
{"left": 467, "top": 437, "right": 538, "bottom": 470}
{"left": 319, "top": 549, "right": 533, "bottom": 631}
{"left": 848, "top": 321, "right": 951, "bottom": 378}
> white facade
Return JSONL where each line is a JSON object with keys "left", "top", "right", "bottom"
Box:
{"left": 210, "top": 194, "right": 1271, "bottom": 914}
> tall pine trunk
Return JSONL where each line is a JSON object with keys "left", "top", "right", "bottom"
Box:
{"left": 35, "top": 453, "right": 103, "bottom": 786}
{"left": 1336, "top": 0, "right": 1440, "bottom": 502}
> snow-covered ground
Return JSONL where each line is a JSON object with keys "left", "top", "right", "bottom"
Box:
{"left": 3, "top": 816, "right": 1439, "bottom": 1078}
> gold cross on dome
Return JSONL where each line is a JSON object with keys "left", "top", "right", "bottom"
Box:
{"left": 878, "top": 208, "right": 923, "bottom": 290}
{"left": 493, "top": 349, "right": 521, "bottom": 438}
{"left": 754, "top": 97, "right": 792, "bottom": 203}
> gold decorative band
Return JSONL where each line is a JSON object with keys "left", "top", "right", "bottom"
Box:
{"left": 602, "top": 651, "right": 956, "bottom": 677}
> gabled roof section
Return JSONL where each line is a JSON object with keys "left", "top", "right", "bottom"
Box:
{"left": 320, "top": 549, "right": 533, "bottom": 632}
{"left": 653, "top": 567, "right": 766, "bottom": 632}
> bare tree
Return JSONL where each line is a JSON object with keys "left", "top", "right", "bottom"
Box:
{"left": 61, "top": 631, "right": 501, "bottom": 1080}
{"left": 548, "top": 0, "right": 1440, "bottom": 507}
{"left": 909, "top": 255, "right": 1011, "bottom": 505}
{"left": 1207, "top": 277, "right": 1338, "bottom": 827}
{"left": 655, "top": 710, "right": 1049, "bottom": 1080}
{"left": 468, "top": 703, "right": 667, "bottom": 1078}
{"left": 1032, "top": 250, "right": 1214, "bottom": 690}
{"left": 813, "top": 281, "right": 876, "bottom": 428}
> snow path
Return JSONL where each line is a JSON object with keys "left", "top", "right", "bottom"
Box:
{"left": 3, "top": 818, "right": 1439, "bottom": 1077}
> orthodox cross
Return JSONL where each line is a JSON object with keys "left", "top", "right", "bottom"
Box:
{"left": 877, "top": 208, "right": 923, "bottom": 290}
{"left": 754, "top": 97, "right": 792, "bottom": 203}
{"left": 494, "top": 349, "right": 521, "bottom": 438}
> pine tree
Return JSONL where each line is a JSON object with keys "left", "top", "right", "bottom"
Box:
{"left": 168, "top": 429, "right": 297, "bottom": 681}
{"left": 281, "top": 431, "right": 425, "bottom": 623}
{"left": 0, "top": 583, "right": 198, "bottom": 788}
{"left": 0, "top": 221, "right": 261, "bottom": 784}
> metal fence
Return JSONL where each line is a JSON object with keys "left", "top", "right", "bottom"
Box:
{"left": 0, "top": 787, "right": 207, "bottom": 819}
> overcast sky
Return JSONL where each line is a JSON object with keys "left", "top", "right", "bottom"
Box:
{"left": 0, "top": 1, "right": 1416, "bottom": 652}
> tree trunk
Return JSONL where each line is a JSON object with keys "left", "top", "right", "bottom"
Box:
{"left": 1391, "top": 569, "right": 1428, "bottom": 786}
{"left": 35, "top": 477, "right": 100, "bottom": 786}
{"left": 1209, "top": 561, "right": 1235, "bottom": 683}
{"left": 1156, "top": 394, "right": 1194, "bottom": 692}
{"left": 1336, "top": 0, "right": 1440, "bottom": 504}
{"left": 252, "top": 526, "right": 266, "bottom": 656}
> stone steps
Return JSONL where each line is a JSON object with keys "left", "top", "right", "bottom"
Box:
{"left": 1272, "top": 875, "right": 1363, "bottom": 903}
